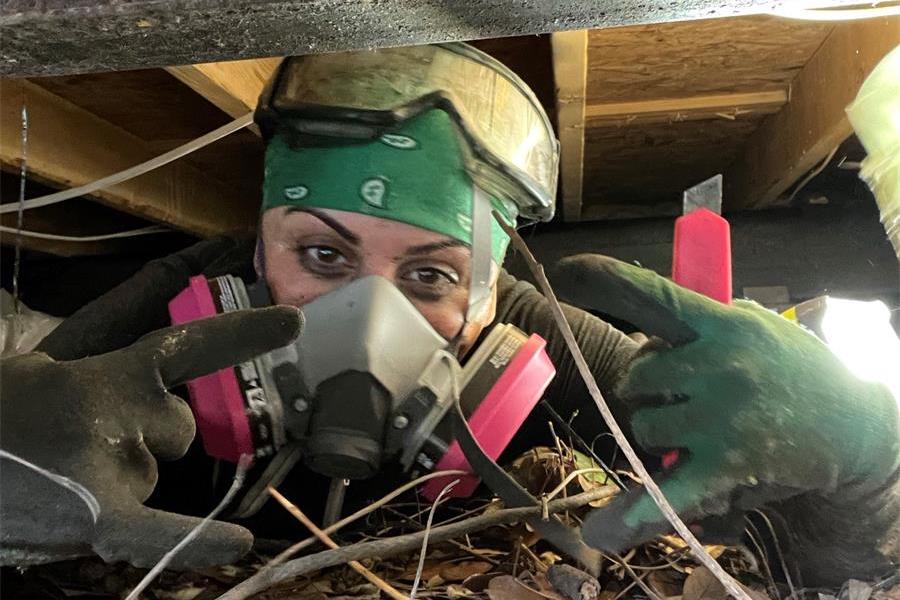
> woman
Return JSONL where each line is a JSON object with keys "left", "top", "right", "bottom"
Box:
{"left": 6, "top": 44, "right": 898, "bottom": 586}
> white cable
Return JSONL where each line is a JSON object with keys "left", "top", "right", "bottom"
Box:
{"left": 124, "top": 455, "right": 253, "bottom": 600}
{"left": 0, "top": 449, "right": 100, "bottom": 522}
{"left": 0, "top": 225, "right": 170, "bottom": 242}
{"left": 771, "top": 1, "right": 900, "bottom": 20}
{"left": 0, "top": 113, "right": 254, "bottom": 215}
{"left": 408, "top": 479, "right": 459, "bottom": 599}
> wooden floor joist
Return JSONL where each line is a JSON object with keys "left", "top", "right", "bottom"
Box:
{"left": 166, "top": 57, "right": 282, "bottom": 123}
{"left": 725, "top": 17, "right": 900, "bottom": 210}
{"left": 585, "top": 90, "right": 788, "bottom": 126}
{"left": 551, "top": 29, "right": 589, "bottom": 222}
{"left": 0, "top": 78, "right": 258, "bottom": 237}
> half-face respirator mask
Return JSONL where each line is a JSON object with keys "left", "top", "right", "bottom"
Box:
{"left": 169, "top": 273, "right": 555, "bottom": 515}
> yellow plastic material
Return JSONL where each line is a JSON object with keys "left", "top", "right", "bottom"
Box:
{"left": 846, "top": 45, "right": 900, "bottom": 260}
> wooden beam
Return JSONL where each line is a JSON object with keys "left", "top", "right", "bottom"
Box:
{"left": 166, "top": 57, "right": 282, "bottom": 121}
{"left": 551, "top": 30, "right": 589, "bottom": 222}
{"left": 585, "top": 90, "right": 788, "bottom": 126}
{"left": 0, "top": 78, "right": 257, "bottom": 237}
{"left": 725, "top": 17, "right": 900, "bottom": 210}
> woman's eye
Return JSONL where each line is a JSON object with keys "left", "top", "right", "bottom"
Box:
{"left": 306, "top": 246, "right": 345, "bottom": 265}
{"left": 297, "top": 245, "right": 352, "bottom": 275}
{"left": 401, "top": 266, "right": 460, "bottom": 300}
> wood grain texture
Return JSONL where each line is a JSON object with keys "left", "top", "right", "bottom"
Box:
{"left": 0, "top": 79, "right": 257, "bottom": 237}
{"left": 586, "top": 16, "right": 831, "bottom": 102}
{"left": 725, "top": 17, "right": 900, "bottom": 209}
{"left": 551, "top": 30, "right": 589, "bottom": 222}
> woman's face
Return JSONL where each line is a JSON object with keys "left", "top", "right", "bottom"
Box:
{"left": 258, "top": 206, "right": 496, "bottom": 351}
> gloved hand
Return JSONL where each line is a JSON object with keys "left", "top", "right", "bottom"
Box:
{"left": 36, "top": 236, "right": 255, "bottom": 361}
{"left": 1, "top": 306, "right": 301, "bottom": 569}
{"left": 551, "top": 254, "right": 899, "bottom": 553}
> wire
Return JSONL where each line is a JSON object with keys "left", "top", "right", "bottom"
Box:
{"left": 771, "top": 1, "right": 900, "bottom": 20}
{"left": 785, "top": 145, "right": 839, "bottom": 205}
{"left": 409, "top": 479, "right": 460, "bottom": 599}
{"left": 0, "top": 449, "right": 100, "bottom": 523}
{"left": 0, "top": 225, "right": 171, "bottom": 242}
{"left": 0, "top": 113, "right": 253, "bottom": 215}
{"left": 124, "top": 455, "right": 253, "bottom": 600}
{"left": 12, "top": 104, "right": 28, "bottom": 314}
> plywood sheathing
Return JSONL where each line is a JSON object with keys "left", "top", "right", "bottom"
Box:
{"left": 580, "top": 16, "right": 832, "bottom": 219}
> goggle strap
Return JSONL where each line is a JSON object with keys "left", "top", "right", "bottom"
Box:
{"left": 467, "top": 184, "right": 493, "bottom": 323}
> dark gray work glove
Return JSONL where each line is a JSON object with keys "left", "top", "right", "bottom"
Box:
{"left": 37, "top": 236, "right": 255, "bottom": 361}
{"left": 1, "top": 306, "right": 302, "bottom": 569}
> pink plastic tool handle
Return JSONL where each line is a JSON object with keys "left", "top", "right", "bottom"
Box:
{"left": 168, "top": 275, "right": 255, "bottom": 464}
{"left": 422, "top": 334, "right": 556, "bottom": 500}
{"left": 672, "top": 207, "right": 732, "bottom": 305}
{"left": 664, "top": 207, "right": 733, "bottom": 469}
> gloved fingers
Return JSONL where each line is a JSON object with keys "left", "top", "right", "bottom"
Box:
{"left": 629, "top": 403, "right": 697, "bottom": 452}
{"left": 581, "top": 460, "right": 735, "bottom": 554}
{"left": 616, "top": 348, "right": 699, "bottom": 403}
{"left": 92, "top": 502, "right": 253, "bottom": 569}
{"left": 138, "top": 391, "right": 196, "bottom": 460}
{"left": 129, "top": 305, "right": 303, "bottom": 388}
{"left": 551, "top": 254, "right": 730, "bottom": 347}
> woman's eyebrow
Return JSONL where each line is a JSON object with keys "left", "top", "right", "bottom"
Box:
{"left": 287, "top": 207, "right": 360, "bottom": 245}
{"left": 405, "top": 239, "right": 468, "bottom": 256}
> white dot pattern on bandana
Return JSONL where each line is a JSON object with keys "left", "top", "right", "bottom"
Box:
{"left": 360, "top": 178, "right": 388, "bottom": 208}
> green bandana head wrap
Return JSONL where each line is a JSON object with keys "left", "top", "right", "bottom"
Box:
{"left": 262, "top": 110, "right": 516, "bottom": 263}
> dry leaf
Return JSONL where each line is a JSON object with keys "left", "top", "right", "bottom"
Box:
{"left": 440, "top": 560, "right": 493, "bottom": 581}
{"left": 539, "top": 552, "right": 562, "bottom": 566}
{"left": 649, "top": 569, "right": 685, "bottom": 599}
{"left": 448, "top": 584, "right": 474, "bottom": 598}
{"left": 463, "top": 572, "right": 503, "bottom": 593}
{"left": 682, "top": 566, "right": 726, "bottom": 600}
{"left": 682, "top": 567, "right": 770, "bottom": 600}
{"left": 873, "top": 587, "right": 900, "bottom": 600}
{"left": 426, "top": 574, "right": 445, "bottom": 589}
{"left": 398, "top": 559, "right": 442, "bottom": 582}
{"left": 488, "top": 575, "right": 553, "bottom": 600}
{"left": 847, "top": 580, "right": 874, "bottom": 600}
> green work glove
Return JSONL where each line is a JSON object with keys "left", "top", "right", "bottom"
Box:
{"left": 551, "top": 254, "right": 899, "bottom": 553}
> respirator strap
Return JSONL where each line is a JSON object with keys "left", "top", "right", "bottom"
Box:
{"left": 466, "top": 185, "right": 493, "bottom": 324}
{"left": 450, "top": 396, "right": 602, "bottom": 575}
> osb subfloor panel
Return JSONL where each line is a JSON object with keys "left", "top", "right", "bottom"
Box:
{"left": 581, "top": 15, "right": 833, "bottom": 218}
{"left": 586, "top": 15, "right": 832, "bottom": 101}
{"left": 582, "top": 117, "right": 762, "bottom": 219}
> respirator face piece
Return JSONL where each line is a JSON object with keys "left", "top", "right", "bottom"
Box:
{"left": 169, "top": 273, "right": 555, "bottom": 505}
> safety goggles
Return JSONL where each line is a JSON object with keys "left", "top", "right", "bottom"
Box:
{"left": 255, "top": 43, "right": 559, "bottom": 224}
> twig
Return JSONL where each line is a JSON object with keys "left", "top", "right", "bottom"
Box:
{"left": 217, "top": 487, "right": 616, "bottom": 600}
{"left": 608, "top": 553, "right": 664, "bottom": 600}
{"left": 753, "top": 508, "right": 798, "bottom": 600}
{"left": 519, "top": 541, "right": 549, "bottom": 573}
{"left": 545, "top": 468, "right": 608, "bottom": 502}
{"left": 381, "top": 506, "right": 500, "bottom": 565}
{"left": 268, "top": 486, "right": 406, "bottom": 600}
{"left": 268, "top": 469, "right": 467, "bottom": 567}
{"left": 549, "top": 421, "right": 570, "bottom": 522}
{"left": 125, "top": 455, "right": 252, "bottom": 600}
{"left": 409, "top": 479, "right": 459, "bottom": 599}
{"left": 496, "top": 215, "right": 752, "bottom": 600}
